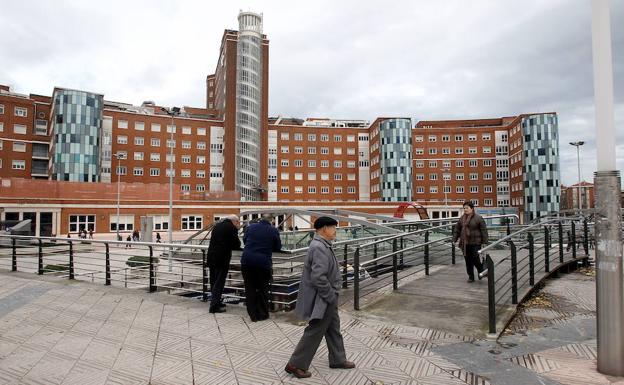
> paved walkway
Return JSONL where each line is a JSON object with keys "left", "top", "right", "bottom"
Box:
{"left": 0, "top": 269, "right": 622, "bottom": 385}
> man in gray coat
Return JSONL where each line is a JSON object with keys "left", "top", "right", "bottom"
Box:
{"left": 285, "top": 216, "right": 355, "bottom": 379}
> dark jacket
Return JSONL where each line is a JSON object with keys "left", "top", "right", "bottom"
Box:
{"left": 241, "top": 220, "right": 282, "bottom": 271}
{"left": 452, "top": 213, "right": 489, "bottom": 246}
{"left": 207, "top": 219, "right": 241, "bottom": 268}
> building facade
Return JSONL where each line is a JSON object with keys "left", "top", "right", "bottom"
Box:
{"left": 0, "top": 11, "right": 562, "bottom": 232}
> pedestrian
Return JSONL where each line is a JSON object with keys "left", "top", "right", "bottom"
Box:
{"left": 241, "top": 214, "right": 282, "bottom": 322}
{"left": 126, "top": 234, "right": 132, "bottom": 248}
{"left": 207, "top": 215, "right": 241, "bottom": 313}
{"left": 132, "top": 229, "right": 140, "bottom": 242}
{"left": 156, "top": 232, "right": 161, "bottom": 243}
{"left": 88, "top": 228, "right": 93, "bottom": 239}
{"left": 285, "top": 216, "right": 354, "bottom": 379}
{"left": 67, "top": 233, "right": 71, "bottom": 238}
{"left": 452, "top": 201, "right": 488, "bottom": 283}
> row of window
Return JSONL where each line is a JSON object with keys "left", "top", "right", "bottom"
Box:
{"left": 0, "top": 105, "right": 28, "bottom": 117}
{"left": 116, "top": 120, "right": 208, "bottom": 136}
{"left": 114, "top": 151, "right": 206, "bottom": 164}
{"left": 116, "top": 136, "right": 207, "bottom": 149}
{"left": 278, "top": 159, "right": 357, "bottom": 168}
{"left": 279, "top": 133, "right": 360, "bottom": 142}
{"left": 114, "top": 167, "right": 217, "bottom": 180}
{"left": 278, "top": 172, "right": 357, "bottom": 181}
{"left": 415, "top": 147, "right": 490, "bottom": 155}
{"left": 415, "top": 159, "right": 493, "bottom": 168}
{"left": 69, "top": 214, "right": 204, "bottom": 233}
{"left": 279, "top": 186, "right": 357, "bottom": 194}
{"left": 416, "top": 185, "right": 494, "bottom": 193}
{"left": 415, "top": 173, "right": 493, "bottom": 181}
{"left": 415, "top": 133, "right": 491, "bottom": 142}
{"left": 278, "top": 146, "right": 357, "bottom": 155}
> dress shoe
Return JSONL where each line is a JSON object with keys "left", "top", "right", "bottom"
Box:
{"left": 284, "top": 363, "right": 311, "bottom": 378}
{"left": 467, "top": 278, "right": 475, "bottom": 283}
{"left": 329, "top": 360, "right": 356, "bottom": 369}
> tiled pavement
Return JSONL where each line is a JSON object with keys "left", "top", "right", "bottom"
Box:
{"left": 0, "top": 270, "right": 622, "bottom": 385}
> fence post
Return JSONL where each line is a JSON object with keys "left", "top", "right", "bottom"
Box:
{"left": 149, "top": 246, "right": 156, "bottom": 293}
{"left": 571, "top": 221, "right": 577, "bottom": 259}
{"left": 11, "top": 238, "right": 17, "bottom": 272}
{"left": 38, "top": 239, "right": 43, "bottom": 275}
{"left": 486, "top": 254, "right": 496, "bottom": 334}
{"left": 105, "top": 243, "right": 111, "bottom": 285}
{"left": 451, "top": 241, "right": 456, "bottom": 265}
{"left": 510, "top": 241, "right": 518, "bottom": 304}
{"left": 392, "top": 239, "right": 398, "bottom": 290}
{"left": 68, "top": 240, "right": 74, "bottom": 280}
{"left": 202, "top": 249, "right": 208, "bottom": 302}
{"left": 342, "top": 244, "right": 348, "bottom": 288}
{"left": 424, "top": 231, "right": 430, "bottom": 276}
{"left": 583, "top": 219, "right": 589, "bottom": 257}
{"left": 353, "top": 247, "right": 360, "bottom": 310}
{"left": 528, "top": 233, "right": 535, "bottom": 286}
{"left": 399, "top": 237, "right": 404, "bottom": 269}
{"left": 558, "top": 221, "right": 564, "bottom": 263}
{"left": 373, "top": 243, "right": 378, "bottom": 277}
{"left": 544, "top": 226, "right": 550, "bottom": 273}
{"left": 506, "top": 222, "right": 511, "bottom": 236}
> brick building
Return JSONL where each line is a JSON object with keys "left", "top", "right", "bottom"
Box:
{"left": 0, "top": 11, "right": 561, "bottom": 235}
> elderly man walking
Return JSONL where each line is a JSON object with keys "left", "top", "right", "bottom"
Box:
{"left": 207, "top": 215, "right": 241, "bottom": 313}
{"left": 285, "top": 216, "right": 355, "bottom": 379}
{"left": 241, "top": 214, "right": 282, "bottom": 322}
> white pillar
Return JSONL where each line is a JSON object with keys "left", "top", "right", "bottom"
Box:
{"left": 35, "top": 212, "right": 41, "bottom": 237}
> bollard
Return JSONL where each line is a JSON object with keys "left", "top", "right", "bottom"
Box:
{"left": 38, "top": 239, "right": 43, "bottom": 275}
{"left": 392, "top": 239, "right": 398, "bottom": 290}
{"left": 528, "top": 233, "right": 535, "bottom": 286}
{"left": 544, "top": 226, "right": 550, "bottom": 273}
{"left": 68, "top": 240, "right": 74, "bottom": 280}
{"left": 11, "top": 238, "right": 16, "bottom": 272}
{"left": 353, "top": 247, "right": 360, "bottom": 310}
{"left": 342, "top": 244, "right": 348, "bottom": 289}
{"left": 149, "top": 246, "right": 156, "bottom": 293}
{"left": 510, "top": 241, "right": 518, "bottom": 304}
{"left": 202, "top": 250, "right": 208, "bottom": 302}
{"left": 105, "top": 243, "right": 111, "bottom": 285}
{"left": 424, "top": 231, "right": 430, "bottom": 275}
{"left": 486, "top": 255, "right": 496, "bottom": 334}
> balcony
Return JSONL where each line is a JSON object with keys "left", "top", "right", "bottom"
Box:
{"left": 31, "top": 144, "right": 49, "bottom": 159}
{"left": 31, "top": 159, "right": 48, "bottom": 178}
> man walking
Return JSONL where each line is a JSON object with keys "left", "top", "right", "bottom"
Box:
{"left": 285, "top": 216, "right": 354, "bottom": 379}
{"left": 453, "top": 201, "right": 489, "bottom": 282}
{"left": 207, "top": 215, "right": 241, "bottom": 313}
{"left": 241, "top": 214, "right": 282, "bottom": 321}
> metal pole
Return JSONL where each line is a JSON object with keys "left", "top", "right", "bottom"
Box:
{"left": 592, "top": 0, "right": 623, "bottom": 374}
{"left": 392, "top": 239, "right": 398, "bottom": 290}
{"left": 168, "top": 112, "right": 174, "bottom": 272}
{"left": 424, "top": 231, "right": 429, "bottom": 276}
{"left": 11, "top": 238, "right": 16, "bottom": 272}
{"left": 149, "top": 245, "right": 156, "bottom": 292}
{"left": 528, "top": 233, "right": 534, "bottom": 286}
{"left": 105, "top": 243, "right": 111, "bottom": 285}
{"left": 571, "top": 221, "right": 577, "bottom": 259}
{"left": 38, "top": 239, "right": 43, "bottom": 275}
{"left": 510, "top": 241, "right": 517, "bottom": 304}
{"left": 486, "top": 255, "right": 496, "bottom": 335}
{"left": 558, "top": 221, "right": 564, "bottom": 263}
{"left": 583, "top": 219, "right": 590, "bottom": 257}
{"left": 577, "top": 145, "right": 582, "bottom": 211}
{"left": 202, "top": 250, "right": 208, "bottom": 302}
{"left": 544, "top": 226, "right": 550, "bottom": 273}
{"left": 68, "top": 240, "right": 74, "bottom": 280}
{"left": 342, "top": 244, "right": 348, "bottom": 289}
{"left": 116, "top": 154, "right": 121, "bottom": 241}
{"left": 353, "top": 247, "right": 360, "bottom": 310}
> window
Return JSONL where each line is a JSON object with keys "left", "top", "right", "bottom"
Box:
{"left": 469, "top": 159, "right": 478, "bottom": 167}
{"left": 334, "top": 187, "right": 343, "bottom": 193}
{"left": 181, "top": 169, "right": 191, "bottom": 178}
{"left": 347, "top": 186, "right": 356, "bottom": 194}
{"left": 416, "top": 174, "right": 424, "bottom": 181}
{"left": 442, "top": 135, "right": 450, "bottom": 142}
{"left": 134, "top": 121, "right": 145, "bottom": 131}
{"left": 280, "top": 132, "right": 289, "bottom": 140}
{"left": 456, "top": 173, "right": 464, "bottom": 180}
{"left": 12, "top": 160, "right": 25, "bottom": 170}
{"left": 455, "top": 147, "right": 464, "bottom": 154}
{"left": 482, "top": 133, "right": 491, "bottom": 140}
{"left": 308, "top": 186, "right": 317, "bottom": 193}
{"left": 347, "top": 161, "right": 356, "bottom": 168}
{"left": 196, "top": 156, "right": 206, "bottom": 164}
{"left": 69, "top": 214, "right": 96, "bottom": 233}
{"left": 334, "top": 173, "right": 342, "bottom": 180}
{"left": 150, "top": 168, "right": 160, "bottom": 176}
{"left": 182, "top": 126, "right": 192, "bottom": 135}
{"left": 308, "top": 160, "right": 316, "bottom": 167}
{"left": 182, "top": 215, "right": 202, "bottom": 231}
{"left": 294, "top": 186, "right": 303, "bottom": 194}
{"left": 483, "top": 159, "right": 492, "bottom": 167}
{"left": 455, "top": 135, "right": 463, "bottom": 141}
{"left": 13, "top": 124, "right": 26, "bottom": 135}
{"left": 443, "top": 160, "right": 451, "bottom": 168}
{"left": 430, "top": 186, "right": 438, "bottom": 193}
{"left": 320, "top": 160, "right": 329, "bottom": 168}
{"left": 347, "top": 173, "right": 356, "bottom": 180}
{"left": 308, "top": 173, "right": 317, "bottom": 180}
{"left": 347, "top": 135, "right": 355, "bottom": 142}
{"left": 484, "top": 199, "right": 493, "bottom": 206}
{"left": 196, "top": 184, "right": 205, "bottom": 192}
{"left": 483, "top": 147, "right": 491, "bottom": 154}
{"left": 0, "top": 104, "right": 3, "bottom": 114}
{"left": 150, "top": 153, "right": 161, "bottom": 162}
{"left": 14, "top": 107, "right": 27, "bottom": 117}
{"left": 333, "top": 148, "right": 342, "bottom": 155}
{"left": 133, "top": 152, "right": 144, "bottom": 161}
{"left": 181, "top": 155, "right": 191, "bottom": 163}
{"left": 416, "top": 187, "right": 425, "bottom": 193}
{"left": 321, "top": 186, "right": 329, "bottom": 194}
{"left": 456, "top": 186, "right": 465, "bottom": 193}
{"left": 294, "top": 159, "right": 303, "bottom": 167}
{"left": 151, "top": 138, "right": 160, "bottom": 147}
{"left": 12, "top": 142, "right": 26, "bottom": 152}
{"left": 116, "top": 166, "right": 127, "bottom": 175}
{"left": 321, "top": 147, "right": 329, "bottom": 155}
{"left": 118, "top": 120, "right": 128, "bottom": 129}
{"left": 181, "top": 184, "right": 190, "bottom": 192}
{"left": 0, "top": 122, "right": 3, "bottom": 132}
{"left": 484, "top": 186, "right": 493, "bottom": 193}
{"left": 308, "top": 147, "right": 316, "bottom": 154}
{"left": 117, "top": 135, "right": 128, "bottom": 144}
{"left": 167, "top": 125, "right": 176, "bottom": 134}
{"left": 321, "top": 173, "right": 329, "bottom": 181}
{"left": 134, "top": 137, "right": 144, "bottom": 146}
{"left": 455, "top": 160, "right": 464, "bottom": 167}
{"left": 468, "top": 134, "right": 477, "bottom": 141}
{"left": 484, "top": 172, "right": 493, "bottom": 180}
{"left": 429, "top": 173, "right": 438, "bottom": 181}
{"left": 470, "top": 186, "right": 479, "bottom": 193}
{"left": 280, "top": 160, "right": 289, "bottom": 168}
{"left": 116, "top": 151, "right": 127, "bottom": 159}
{"left": 320, "top": 134, "right": 329, "bottom": 142}
{"left": 347, "top": 148, "right": 356, "bottom": 155}
{"left": 469, "top": 147, "right": 477, "bottom": 154}
{"left": 415, "top": 135, "right": 424, "bottom": 143}
{"left": 35, "top": 120, "right": 47, "bottom": 135}
{"left": 110, "top": 214, "right": 133, "bottom": 232}
{"left": 333, "top": 160, "right": 342, "bottom": 168}
{"left": 428, "top": 161, "right": 437, "bottom": 168}
{"left": 415, "top": 148, "right": 424, "bottom": 155}
{"left": 182, "top": 141, "right": 191, "bottom": 149}
{"left": 294, "top": 173, "right": 303, "bottom": 180}
{"left": 151, "top": 215, "right": 169, "bottom": 230}
{"left": 281, "top": 186, "right": 289, "bottom": 193}
{"left": 415, "top": 161, "right": 424, "bottom": 168}
{"left": 281, "top": 172, "right": 289, "bottom": 180}
{"left": 133, "top": 167, "right": 144, "bottom": 176}
{"left": 428, "top": 135, "right": 437, "bottom": 142}
{"left": 442, "top": 148, "right": 450, "bottom": 154}
{"left": 197, "top": 141, "right": 206, "bottom": 150}
{"left": 196, "top": 170, "right": 205, "bottom": 178}
{"left": 151, "top": 123, "right": 161, "bottom": 132}
{"left": 281, "top": 146, "right": 289, "bottom": 154}
{"left": 294, "top": 146, "right": 303, "bottom": 154}
{"left": 294, "top": 133, "right": 303, "bottom": 141}
{"left": 429, "top": 148, "right": 437, "bottom": 155}
{"left": 334, "top": 134, "right": 342, "bottom": 142}
{"left": 308, "top": 134, "right": 316, "bottom": 141}
{"left": 197, "top": 127, "right": 206, "bottom": 136}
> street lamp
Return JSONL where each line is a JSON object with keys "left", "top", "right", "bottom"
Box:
{"left": 569, "top": 141, "right": 585, "bottom": 211}
{"left": 441, "top": 168, "right": 450, "bottom": 218}
{"left": 113, "top": 152, "right": 123, "bottom": 242}
{"left": 161, "top": 106, "right": 180, "bottom": 272}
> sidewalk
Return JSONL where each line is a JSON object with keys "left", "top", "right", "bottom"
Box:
{"left": 0, "top": 269, "right": 621, "bottom": 385}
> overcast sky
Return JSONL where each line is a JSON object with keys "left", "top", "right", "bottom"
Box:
{"left": 1, "top": 0, "right": 622, "bottom": 186}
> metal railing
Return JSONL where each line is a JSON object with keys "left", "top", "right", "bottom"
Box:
{"left": 478, "top": 216, "right": 592, "bottom": 335}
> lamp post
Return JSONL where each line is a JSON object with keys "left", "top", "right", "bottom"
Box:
{"left": 569, "top": 141, "right": 585, "bottom": 211}
{"left": 113, "top": 152, "right": 123, "bottom": 242}
{"left": 161, "top": 106, "right": 180, "bottom": 272}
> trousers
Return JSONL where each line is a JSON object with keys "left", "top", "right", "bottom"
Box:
{"left": 288, "top": 302, "right": 346, "bottom": 370}
{"left": 464, "top": 244, "right": 484, "bottom": 279}
{"left": 209, "top": 266, "right": 228, "bottom": 311}
{"left": 241, "top": 266, "right": 271, "bottom": 321}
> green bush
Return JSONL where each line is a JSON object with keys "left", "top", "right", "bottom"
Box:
{"left": 126, "top": 256, "right": 158, "bottom": 268}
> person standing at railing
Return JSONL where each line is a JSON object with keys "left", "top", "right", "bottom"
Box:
{"left": 453, "top": 201, "right": 489, "bottom": 283}
{"left": 241, "top": 214, "right": 282, "bottom": 322}
{"left": 207, "top": 215, "right": 241, "bottom": 313}
{"left": 285, "top": 216, "right": 355, "bottom": 379}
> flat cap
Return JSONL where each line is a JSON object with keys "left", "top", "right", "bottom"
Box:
{"left": 314, "top": 216, "right": 338, "bottom": 229}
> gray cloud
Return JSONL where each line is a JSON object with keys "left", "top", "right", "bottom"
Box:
{"left": 0, "top": 0, "right": 621, "bottom": 186}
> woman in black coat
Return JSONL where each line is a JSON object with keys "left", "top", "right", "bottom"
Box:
{"left": 452, "top": 201, "right": 489, "bottom": 282}
{"left": 207, "top": 215, "right": 241, "bottom": 312}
